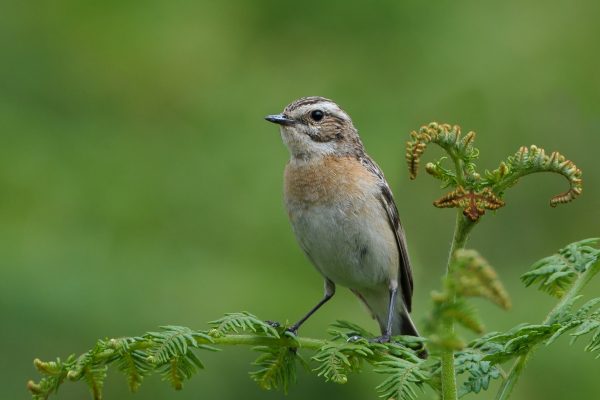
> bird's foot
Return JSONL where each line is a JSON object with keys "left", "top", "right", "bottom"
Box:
{"left": 370, "top": 334, "right": 392, "bottom": 344}
{"left": 346, "top": 335, "right": 363, "bottom": 343}
{"left": 265, "top": 320, "right": 281, "bottom": 328}
{"left": 284, "top": 324, "right": 299, "bottom": 336}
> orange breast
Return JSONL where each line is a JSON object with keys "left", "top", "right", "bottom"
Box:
{"left": 284, "top": 156, "right": 378, "bottom": 206}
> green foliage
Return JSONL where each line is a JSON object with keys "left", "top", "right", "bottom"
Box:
{"left": 249, "top": 346, "right": 301, "bottom": 393}
{"left": 26, "top": 236, "right": 600, "bottom": 400}
{"left": 521, "top": 238, "right": 600, "bottom": 298}
{"left": 146, "top": 326, "right": 216, "bottom": 390}
{"left": 209, "top": 312, "right": 280, "bottom": 337}
{"left": 470, "top": 324, "right": 556, "bottom": 364}
{"left": 312, "top": 339, "right": 372, "bottom": 384}
{"left": 406, "top": 122, "right": 583, "bottom": 221}
{"left": 28, "top": 325, "right": 218, "bottom": 400}
{"left": 547, "top": 296, "right": 600, "bottom": 356}
{"left": 486, "top": 145, "right": 583, "bottom": 206}
{"left": 375, "top": 352, "right": 428, "bottom": 400}
{"left": 426, "top": 249, "right": 510, "bottom": 349}
{"left": 27, "top": 122, "right": 593, "bottom": 399}
{"left": 406, "top": 123, "right": 479, "bottom": 184}
{"left": 405, "top": 122, "right": 588, "bottom": 400}
{"left": 467, "top": 294, "right": 600, "bottom": 366}
{"left": 27, "top": 357, "right": 73, "bottom": 400}
{"left": 110, "top": 338, "right": 153, "bottom": 392}
{"left": 454, "top": 350, "right": 502, "bottom": 397}
{"left": 75, "top": 350, "right": 108, "bottom": 400}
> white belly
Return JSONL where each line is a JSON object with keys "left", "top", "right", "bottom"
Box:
{"left": 287, "top": 198, "right": 398, "bottom": 290}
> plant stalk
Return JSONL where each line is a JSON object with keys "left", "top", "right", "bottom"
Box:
{"left": 441, "top": 212, "right": 476, "bottom": 400}
{"left": 495, "top": 258, "right": 600, "bottom": 400}
{"left": 210, "top": 334, "right": 328, "bottom": 350}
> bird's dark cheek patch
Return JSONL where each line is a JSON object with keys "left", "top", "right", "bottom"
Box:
{"left": 306, "top": 132, "right": 332, "bottom": 143}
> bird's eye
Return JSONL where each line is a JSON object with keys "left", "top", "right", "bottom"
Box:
{"left": 310, "top": 109, "right": 324, "bottom": 121}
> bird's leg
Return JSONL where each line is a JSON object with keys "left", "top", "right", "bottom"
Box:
{"left": 287, "top": 279, "right": 335, "bottom": 334}
{"left": 371, "top": 282, "right": 398, "bottom": 343}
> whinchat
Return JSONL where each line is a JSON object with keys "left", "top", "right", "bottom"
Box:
{"left": 265, "top": 96, "right": 420, "bottom": 343}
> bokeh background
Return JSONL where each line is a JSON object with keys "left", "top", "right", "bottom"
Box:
{"left": 2, "top": 1, "right": 599, "bottom": 399}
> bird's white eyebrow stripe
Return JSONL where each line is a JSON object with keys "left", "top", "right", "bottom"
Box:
{"left": 285, "top": 96, "right": 332, "bottom": 112}
{"left": 290, "top": 102, "right": 350, "bottom": 124}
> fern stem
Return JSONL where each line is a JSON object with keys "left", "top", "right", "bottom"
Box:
{"left": 543, "top": 258, "right": 600, "bottom": 324}
{"left": 210, "top": 334, "right": 327, "bottom": 350}
{"left": 441, "top": 213, "right": 477, "bottom": 400}
{"left": 450, "top": 151, "right": 466, "bottom": 187}
{"left": 496, "top": 257, "right": 600, "bottom": 400}
{"left": 447, "top": 213, "right": 475, "bottom": 262}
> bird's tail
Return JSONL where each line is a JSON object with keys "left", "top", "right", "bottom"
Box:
{"left": 392, "top": 307, "right": 420, "bottom": 337}
{"left": 353, "top": 288, "right": 420, "bottom": 336}
{"left": 353, "top": 289, "right": 427, "bottom": 357}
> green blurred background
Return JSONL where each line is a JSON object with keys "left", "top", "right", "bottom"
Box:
{"left": 1, "top": 1, "right": 599, "bottom": 399}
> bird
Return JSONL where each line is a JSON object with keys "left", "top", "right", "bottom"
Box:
{"left": 265, "top": 96, "right": 420, "bottom": 343}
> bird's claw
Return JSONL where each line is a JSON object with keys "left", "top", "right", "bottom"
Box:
{"left": 265, "top": 320, "right": 281, "bottom": 328}
{"left": 370, "top": 334, "right": 392, "bottom": 344}
{"left": 346, "top": 335, "right": 363, "bottom": 343}
{"left": 284, "top": 323, "right": 299, "bottom": 336}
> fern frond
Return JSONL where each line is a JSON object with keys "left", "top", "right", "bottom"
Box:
{"left": 406, "top": 122, "right": 478, "bottom": 181}
{"left": 521, "top": 238, "right": 600, "bottom": 297}
{"left": 433, "top": 186, "right": 505, "bottom": 221}
{"left": 424, "top": 158, "right": 457, "bottom": 188}
{"left": 451, "top": 249, "right": 511, "bottom": 309}
{"left": 312, "top": 340, "right": 373, "bottom": 384}
{"left": 472, "top": 298, "right": 600, "bottom": 366}
{"left": 454, "top": 350, "right": 502, "bottom": 397}
{"left": 546, "top": 297, "right": 600, "bottom": 357}
{"left": 209, "top": 312, "right": 280, "bottom": 337}
{"left": 471, "top": 324, "right": 556, "bottom": 364}
{"left": 159, "top": 352, "right": 203, "bottom": 390}
{"left": 445, "top": 299, "right": 485, "bottom": 334}
{"left": 28, "top": 357, "right": 73, "bottom": 400}
{"left": 375, "top": 355, "right": 428, "bottom": 400}
{"left": 146, "top": 326, "right": 216, "bottom": 390}
{"left": 488, "top": 145, "right": 583, "bottom": 206}
{"left": 67, "top": 347, "right": 108, "bottom": 400}
{"left": 329, "top": 320, "right": 375, "bottom": 339}
{"left": 425, "top": 249, "right": 512, "bottom": 350}
{"left": 108, "top": 337, "right": 152, "bottom": 392}
{"left": 249, "top": 346, "right": 299, "bottom": 393}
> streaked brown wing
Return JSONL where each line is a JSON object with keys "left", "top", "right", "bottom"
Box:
{"left": 359, "top": 155, "right": 414, "bottom": 311}
{"left": 379, "top": 184, "right": 414, "bottom": 311}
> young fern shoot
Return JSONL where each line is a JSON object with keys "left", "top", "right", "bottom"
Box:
{"left": 404, "top": 122, "right": 584, "bottom": 400}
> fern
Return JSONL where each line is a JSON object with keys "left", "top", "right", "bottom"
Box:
{"left": 406, "top": 122, "right": 583, "bottom": 221}
{"left": 249, "top": 346, "right": 301, "bottom": 393}
{"left": 146, "top": 325, "right": 216, "bottom": 390}
{"left": 209, "top": 312, "right": 280, "bottom": 337}
{"left": 27, "top": 357, "right": 73, "bottom": 400}
{"left": 328, "top": 320, "right": 376, "bottom": 340}
{"left": 486, "top": 145, "right": 583, "bottom": 206}
{"left": 521, "top": 238, "right": 600, "bottom": 297}
{"left": 312, "top": 340, "right": 373, "bottom": 384}
{"left": 406, "top": 122, "right": 478, "bottom": 183}
{"left": 426, "top": 249, "right": 510, "bottom": 351}
{"left": 66, "top": 344, "right": 110, "bottom": 400}
{"left": 454, "top": 350, "right": 502, "bottom": 397}
{"left": 26, "top": 120, "right": 593, "bottom": 400}
{"left": 469, "top": 296, "right": 600, "bottom": 366}
{"left": 375, "top": 354, "right": 428, "bottom": 400}
{"left": 109, "top": 338, "right": 152, "bottom": 392}
{"left": 547, "top": 297, "right": 600, "bottom": 356}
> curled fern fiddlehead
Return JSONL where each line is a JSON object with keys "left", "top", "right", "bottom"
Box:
{"left": 406, "top": 122, "right": 583, "bottom": 221}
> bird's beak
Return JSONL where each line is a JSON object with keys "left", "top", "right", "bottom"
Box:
{"left": 264, "top": 114, "right": 295, "bottom": 126}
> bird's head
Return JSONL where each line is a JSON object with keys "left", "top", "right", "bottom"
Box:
{"left": 265, "top": 96, "right": 364, "bottom": 160}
